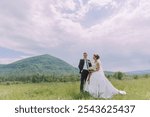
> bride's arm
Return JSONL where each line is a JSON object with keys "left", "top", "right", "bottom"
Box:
{"left": 96, "top": 62, "right": 100, "bottom": 71}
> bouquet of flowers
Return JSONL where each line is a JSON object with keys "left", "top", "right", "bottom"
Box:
{"left": 88, "top": 66, "right": 96, "bottom": 72}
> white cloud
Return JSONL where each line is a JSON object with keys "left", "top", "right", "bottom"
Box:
{"left": 0, "top": 56, "right": 30, "bottom": 64}
{"left": 0, "top": 0, "right": 150, "bottom": 71}
{"left": 88, "top": 0, "right": 113, "bottom": 6}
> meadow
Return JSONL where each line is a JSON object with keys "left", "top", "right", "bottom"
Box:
{"left": 0, "top": 78, "right": 150, "bottom": 100}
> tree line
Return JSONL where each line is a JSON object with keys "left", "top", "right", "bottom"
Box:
{"left": 106, "top": 72, "right": 150, "bottom": 80}
{"left": 0, "top": 72, "right": 149, "bottom": 84}
{"left": 0, "top": 73, "right": 80, "bottom": 83}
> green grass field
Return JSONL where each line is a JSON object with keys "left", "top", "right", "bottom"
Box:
{"left": 0, "top": 78, "right": 150, "bottom": 100}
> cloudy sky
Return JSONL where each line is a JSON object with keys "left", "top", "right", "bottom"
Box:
{"left": 0, "top": 0, "right": 150, "bottom": 72}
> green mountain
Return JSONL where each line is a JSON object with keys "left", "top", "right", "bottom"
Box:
{"left": 0, "top": 54, "right": 78, "bottom": 77}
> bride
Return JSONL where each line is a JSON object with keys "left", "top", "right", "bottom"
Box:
{"left": 84, "top": 54, "right": 126, "bottom": 98}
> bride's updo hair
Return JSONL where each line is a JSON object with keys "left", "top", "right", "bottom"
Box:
{"left": 94, "top": 54, "right": 100, "bottom": 60}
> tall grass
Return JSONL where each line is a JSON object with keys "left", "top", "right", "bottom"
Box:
{"left": 0, "top": 78, "right": 150, "bottom": 100}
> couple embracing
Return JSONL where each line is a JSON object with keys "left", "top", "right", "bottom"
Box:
{"left": 78, "top": 52, "right": 126, "bottom": 99}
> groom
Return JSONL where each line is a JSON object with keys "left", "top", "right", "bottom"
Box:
{"left": 78, "top": 52, "right": 92, "bottom": 92}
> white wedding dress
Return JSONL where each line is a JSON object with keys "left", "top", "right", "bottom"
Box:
{"left": 84, "top": 60, "right": 126, "bottom": 99}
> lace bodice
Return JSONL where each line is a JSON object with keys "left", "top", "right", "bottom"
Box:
{"left": 92, "top": 61, "right": 99, "bottom": 70}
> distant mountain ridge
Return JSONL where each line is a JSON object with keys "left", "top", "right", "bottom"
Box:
{"left": 0, "top": 54, "right": 150, "bottom": 78}
{"left": 104, "top": 70, "right": 150, "bottom": 76}
{"left": 0, "top": 54, "right": 78, "bottom": 77}
{"left": 126, "top": 70, "right": 150, "bottom": 75}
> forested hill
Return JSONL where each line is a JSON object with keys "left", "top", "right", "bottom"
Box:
{"left": 0, "top": 54, "right": 78, "bottom": 77}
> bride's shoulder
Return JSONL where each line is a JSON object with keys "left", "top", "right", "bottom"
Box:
{"left": 96, "top": 61, "right": 100, "bottom": 64}
{"left": 97, "top": 59, "right": 101, "bottom": 64}
{"left": 95, "top": 61, "right": 101, "bottom": 67}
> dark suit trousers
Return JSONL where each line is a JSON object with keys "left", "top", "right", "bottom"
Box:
{"left": 80, "top": 70, "right": 89, "bottom": 92}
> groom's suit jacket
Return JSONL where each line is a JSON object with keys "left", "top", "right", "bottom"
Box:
{"left": 78, "top": 59, "right": 92, "bottom": 73}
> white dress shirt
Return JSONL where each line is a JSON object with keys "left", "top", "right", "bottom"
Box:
{"left": 83, "top": 59, "right": 88, "bottom": 70}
